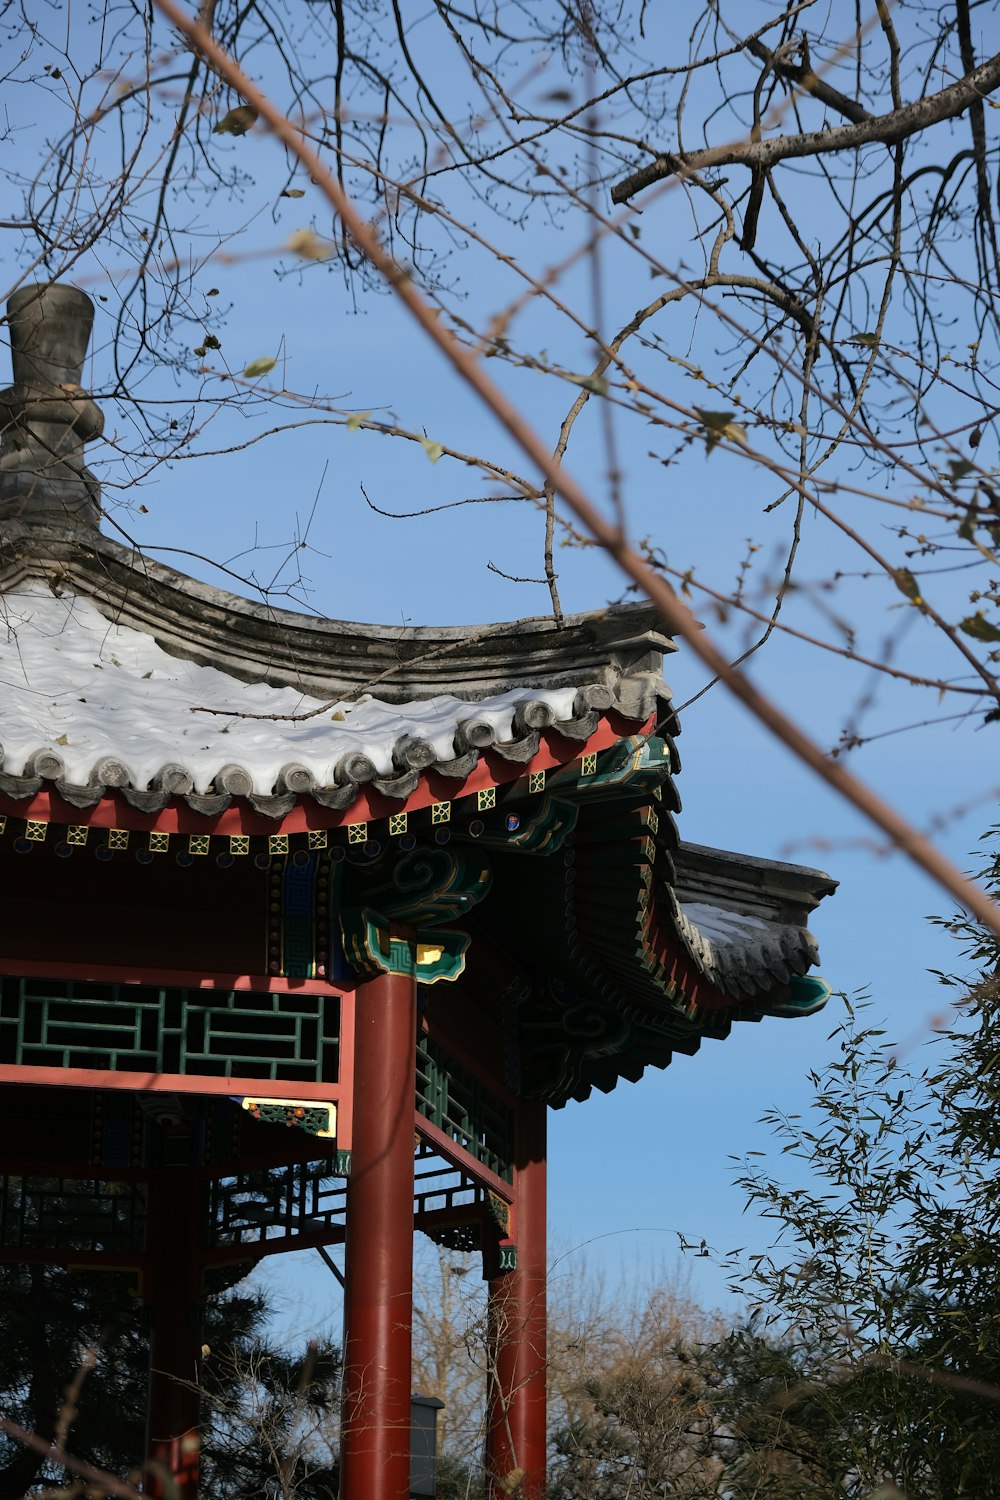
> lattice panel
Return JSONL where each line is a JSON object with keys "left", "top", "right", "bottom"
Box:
{"left": 0, "top": 1174, "right": 147, "bottom": 1253}
{"left": 413, "top": 1147, "right": 486, "bottom": 1250}
{"left": 0, "top": 978, "right": 340, "bottom": 1083}
{"left": 416, "top": 1035, "right": 513, "bottom": 1182}
{"left": 207, "top": 1160, "right": 348, "bottom": 1249}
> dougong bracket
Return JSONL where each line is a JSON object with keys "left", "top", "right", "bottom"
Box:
{"left": 341, "top": 908, "right": 469, "bottom": 984}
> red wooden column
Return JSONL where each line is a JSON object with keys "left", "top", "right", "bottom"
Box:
{"left": 339, "top": 946, "right": 418, "bottom": 1500}
{"left": 145, "top": 1133, "right": 202, "bottom": 1500}
{"left": 486, "top": 1098, "right": 547, "bottom": 1500}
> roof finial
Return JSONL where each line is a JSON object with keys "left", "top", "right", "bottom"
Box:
{"left": 0, "top": 283, "right": 103, "bottom": 530}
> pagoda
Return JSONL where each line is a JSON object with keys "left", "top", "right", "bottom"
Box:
{"left": 0, "top": 284, "right": 836, "bottom": 1500}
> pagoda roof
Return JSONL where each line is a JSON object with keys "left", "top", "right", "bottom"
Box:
{"left": 0, "top": 283, "right": 837, "bottom": 1087}
{"left": 0, "top": 523, "right": 673, "bottom": 703}
{"left": 0, "top": 535, "right": 669, "bottom": 815}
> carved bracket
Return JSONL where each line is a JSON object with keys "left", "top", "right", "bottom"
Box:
{"left": 340, "top": 907, "right": 469, "bottom": 984}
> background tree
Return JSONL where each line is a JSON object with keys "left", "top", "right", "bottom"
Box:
{"left": 0, "top": 1257, "right": 338, "bottom": 1499}
{"left": 410, "top": 1242, "right": 488, "bottom": 1493}
{"left": 408, "top": 1236, "right": 718, "bottom": 1500}
{"left": 547, "top": 1283, "right": 723, "bottom": 1500}
{"left": 201, "top": 1333, "right": 341, "bottom": 1499}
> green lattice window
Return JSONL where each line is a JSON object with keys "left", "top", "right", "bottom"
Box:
{"left": 207, "top": 1162, "right": 346, "bottom": 1249}
{"left": 0, "top": 1174, "right": 147, "bottom": 1253}
{"left": 0, "top": 978, "right": 340, "bottom": 1083}
{"left": 416, "top": 1035, "right": 512, "bottom": 1182}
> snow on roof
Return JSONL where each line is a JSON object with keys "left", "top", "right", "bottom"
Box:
{"left": 677, "top": 899, "right": 821, "bottom": 999}
{"left": 0, "top": 585, "right": 585, "bottom": 812}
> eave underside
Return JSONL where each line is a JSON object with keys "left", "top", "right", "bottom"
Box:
{"left": 0, "top": 724, "right": 834, "bottom": 1109}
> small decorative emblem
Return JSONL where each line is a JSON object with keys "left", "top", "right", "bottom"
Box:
{"left": 241, "top": 1096, "right": 337, "bottom": 1138}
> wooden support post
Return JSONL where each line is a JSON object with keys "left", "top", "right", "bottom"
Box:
{"left": 339, "top": 950, "right": 417, "bottom": 1500}
{"left": 486, "top": 1099, "right": 547, "bottom": 1500}
{"left": 145, "top": 1137, "right": 202, "bottom": 1500}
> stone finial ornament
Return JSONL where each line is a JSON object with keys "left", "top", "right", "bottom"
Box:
{"left": 0, "top": 283, "right": 103, "bottom": 529}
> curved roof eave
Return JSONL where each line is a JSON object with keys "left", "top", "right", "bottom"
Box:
{"left": 0, "top": 523, "right": 675, "bottom": 703}
{"left": 0, "top": 581, "right": 665, "bottom": 819}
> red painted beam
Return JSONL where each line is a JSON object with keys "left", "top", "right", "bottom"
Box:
{"left": 0, "top": 959, "right": 347, "bottom": 993}
{"left": 0, "top": 1064, "right": 345, "bottom": 1101}
{"left": 413, "top": 1113, "right": 514, "bottom": 1204}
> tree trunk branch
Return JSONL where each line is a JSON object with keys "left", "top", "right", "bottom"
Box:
{"left": 745, "top": 36, "right": 873, "bottom": 126}
{"left": 612, "top": 50, "right": 1000, "bottom": 202}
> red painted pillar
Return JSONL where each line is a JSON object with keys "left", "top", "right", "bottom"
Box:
{"left": 145, "top": 1143, "right": 202, "bottom": 1500}
{"left": 486, "top": 1099, "right": 547, "bottom": 1500}
{"left": 339, "top": 953, "right": 417, "bottom": 1500}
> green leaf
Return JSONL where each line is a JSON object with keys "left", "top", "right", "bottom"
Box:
{"left": 565, "top": 373, "right": 609, "bottom": 396}
{"left": 213, "top": 105, "right": 258, "bottom": 137}
{"left": 346, "top": 411, "right": 370, "bottom": 432}
{"left": 946, "top": 458, "right": 974, "bottom": 482}
{"left": 695, "top": 408, "right": 737, "bottom": 431}
{"left": 420, "top": 437, "right": 444, "bottom": 463}
{"left": 958, "top": 506, "right": 977, "bottom": 542}
{"left": 694, "top": 408, "right": 748, "bottom": 453}
{"left": 891, "top": 567, "right": 922, "bottom": 603}
{"left": 959, "top": 611, "right": 1000, "bottom": 643}
{"left": 243, "top": 356, "right": 277, "bottom": 378}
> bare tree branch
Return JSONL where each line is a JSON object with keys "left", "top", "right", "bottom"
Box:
{"left": 612, "top": 49, "right": 1000, "bottom": 202}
